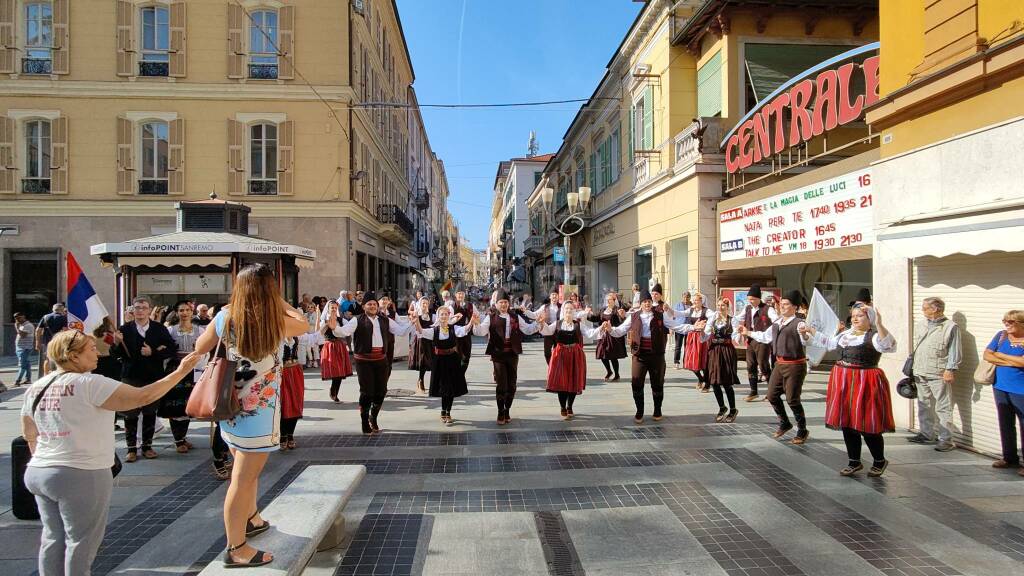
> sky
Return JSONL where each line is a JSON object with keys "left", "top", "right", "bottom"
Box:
{"left": 395, "top": 0, "right": 644, "bottom": 250}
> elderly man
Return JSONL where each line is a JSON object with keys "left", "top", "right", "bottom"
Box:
{"left": 193, "top": 303, "right": 212, "bottom": 326}
{"left": 908, "top": 297, "right": 962, "bottom": 452}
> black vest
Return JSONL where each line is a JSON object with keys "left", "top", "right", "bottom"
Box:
{"left": 837, "top": 329, "right": 883, "bottom": 367}
{"left": 555, "top": 322, "right": 583, "bottom": 346}
{"left": 628, "top": 310, "right": 666, "bottom": 355}
{"left": 744, "top": 304, "right": 773, "bottom": 331}
{"left": 485, "top": 312, "right": 522, "bottom": 355}
{"left": 771, "top": 318, "right": 805, "bottom": 359}
{"left": 352, "top": 314, "right": 392, "bottom": 354}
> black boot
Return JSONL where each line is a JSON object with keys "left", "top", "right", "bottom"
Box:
{"left": 369, "top": 403, "right": 382, "bottom": 433}
{"left": 633, "top": 395, "right": 644, "bottom": 424}
{"left": 359, "top": 405, "right": 372, "bottom": 435}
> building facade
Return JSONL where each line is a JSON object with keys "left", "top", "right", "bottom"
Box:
{"left": 867, "top": 0, "right": 1024, "bottom": 456}
{"left": 0, "top": 0, "right": 451, "bottom": 352}
{"left": 486, "top": 153, "right": 552, "bottom": 291}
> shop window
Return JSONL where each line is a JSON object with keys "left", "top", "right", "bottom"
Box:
{"left": 23, "top": 1, "right": 52, "bottom": 74}
{"left": 139, "top": 120, "right": 168, "bottom": 195}
{"left": 248, "top": 122, "right": 277, "bottom": 195}
{"left": 139, "top": 5, "right": 169, "bottom": 77}
{"left": 634, "top": 247, "right": 652, "bottom": 288}
{"left": 9, "top": 251, "right": 59, "bottom": 323}
{"left": 249, "top": 9, "right": 278, "bottom": 79}
{"left": 23, "top": 118, "right": 51, "bottom": 194}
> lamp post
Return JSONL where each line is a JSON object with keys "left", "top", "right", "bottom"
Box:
{"left": 541, "top": 186, "right": 591, "bottom": 289}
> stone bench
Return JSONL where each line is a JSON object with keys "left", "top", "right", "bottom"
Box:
{"left": 199, "top": 464, "right": 366, "bottom": 576}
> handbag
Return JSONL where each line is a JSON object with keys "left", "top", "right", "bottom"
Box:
{"left": 186, "top": 318, "right": 240, "bottom": 422}
{"left": 27, "top": 372, "right": 122, "bottom": 478}
{"left": 902, "top": 323, "right": 941, "bottom": 378}
{"left": 973, "top": 331, "right": 1007, "bottom": 385}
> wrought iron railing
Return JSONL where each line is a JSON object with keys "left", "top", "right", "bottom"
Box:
{"left": 377, "top": 204, "right": 414, "bottom": 237}
{"left": 21, "top": 178, "right": 50, "bottom": 194}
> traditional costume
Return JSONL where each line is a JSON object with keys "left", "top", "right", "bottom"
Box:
{"left": 333, "top": 293, "right": 414, "bottom": 434}
{"left": 534, "top": 296, "right": 562, "bottom": 365}
{"left": 409, "top": 311, "right": 435, "bottom": 388}
{"left": 683, "top": 304, "right": 711, "bottom": 390}
{"left": 418, "top": 322, "right": 472, "bottom": 423}
{"left": 746, "top": 290, "right": 812, "bottom": 443}
{"left": 702, "top": 311, "right": 742, "bottom": 422}
{"left": 591, "top": 303, "right": 627, "bottom": 381}
{"left": 742, "top": 284, "right": 777, "bottom": 401}
{"left": 320, "top": 310, "right": 353, "bottom": 402}
{"left": 472, "top": 289, "right": 541, "bottom": 424}
{"left": 541, "top": 316, "right": 601, "bottom": 419}
{"left": 279, "top": 337, "right": 305, "bottom": 449}
{"left": 451, "top": 297, "right": 475, "bottom": 375}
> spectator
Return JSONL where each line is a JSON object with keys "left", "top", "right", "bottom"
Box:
{"left": 14, "top": 312, "right": 35, "bottom": 386}
{"left": 908, "top": 297, "right": 962, "bottom": 452}
{"left": 21, "top": 330, "right": 199, "bottom": 576}
{"left": 672, "top": 291, "right": 693, "bottom": 369}
{"left": 984, "top": 309, "right": 1024, "bottom": 475}
{"left": 35, "top": 303, "right": 68, "bottom": 377}
{"left": 194, "top": 304, "right": 212, "bottom": 327}
{"left": 339, "top": 291, "right": 353, "bottom": 317}
{"left": 91, "top": 317, "right": 122, "bottom": 380}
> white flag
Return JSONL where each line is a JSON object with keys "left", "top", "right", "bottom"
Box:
{"left": 805, "top": 288, "right": 839, "bottom": 367}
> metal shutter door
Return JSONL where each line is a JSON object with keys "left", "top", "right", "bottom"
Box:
{"left": 912, "top": 253, "right": 1024, "bottom": 457}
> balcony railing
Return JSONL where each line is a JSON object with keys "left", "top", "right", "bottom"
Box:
{"left": 413, "top": 188, "right": 430, "bottom": 209}
{"left": 633, "top": 156, "right": 650, "bottom": 186}
{"left": 674, "top": 117, "right": 725, "bottom": 173}
{"left": 376, "top": 204, "right": 415, "bottom": 238}
{"left": 523, "top": 236, "right": 544, "bottom": 256}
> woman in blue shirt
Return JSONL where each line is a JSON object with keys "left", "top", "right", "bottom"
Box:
{"left": 984, "top": 310, "right": 1024, "bottom": 476}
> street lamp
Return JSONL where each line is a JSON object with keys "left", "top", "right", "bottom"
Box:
{"left": 541, "top": 186, "right": 591, "bottom": 289}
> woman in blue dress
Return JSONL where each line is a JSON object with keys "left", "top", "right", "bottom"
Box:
{"left": 193, "top": 264, "right": 309, "bottom": 568}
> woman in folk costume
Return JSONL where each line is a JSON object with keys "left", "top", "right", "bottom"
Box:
{"left": 409, "top": 298, "right": 435, "bottom": 394}
{"left": 590, "top": 292, "right": 628, "bottom": 381}
{"left": 279, "top": 336, "right": 304, "bottom": 451}
{"left": 451, "top": 290, "right": 475, "bottom": 375}
{"left": 683, "top": 292, "right": 712, "bottom": 392}
{"left": 702, "top": 297, "right": 743, "bottom": 423}
{"left": 414, "top": 305, "right": 472, "bottom": 425}
{"left": 802, "top": 305, "right": 896, "bottom": 477}
{"left": 320, "top": 299, "right": 353, "bottom": 403}
{"left": 540, "top": 301, "right": 601, "bottom": 419}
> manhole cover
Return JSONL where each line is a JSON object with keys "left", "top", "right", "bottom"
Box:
{"left": 386, "top": 388, "right": 417, "bottom": 397}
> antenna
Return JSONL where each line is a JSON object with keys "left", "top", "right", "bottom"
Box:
{"left": 527, "top": 131, "right": 539, "bottom": 158}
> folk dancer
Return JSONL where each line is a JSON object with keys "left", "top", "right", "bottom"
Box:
{"left": 672, "top": 291, "right": 693, "bottom": 369}
{"left": 609, "top": 289, "right": 695, "bottom": 423}
{"left": 320, "top": 299, "right": 353, "bottom": 403}
{"left": 683, "top": 292, "right": 711, "bottom": 392}
{"left": 802, "top": 305, "right": 896, "bottom": 476}
{"left": 331, "top": 292, "right": 415, "bottom": 434}
{"left": 452, "top": 290, "right": 475, "bottom": 375}
{"left": 540, "top": 301, "right": 602, "bottom": 419}
{"left": 590, "top": 292, "right": 627, "bottom": 381}
{"left": 535, "top": 289, "right": 562, "bottom": 365}
{"left": 414, "top": 306, "right": 473, "bottom": 424}
{"left": 279, "top": 336, "right": 305, "bottom": 450}
{"left": 741, "top": 284, "right": 777, "bottom": 402}
{"left": 471, "top": 289, "right": 542, "bottom": 424}
{"left": 739, "top": 290, "right": 812, "bottom": 444}
{"left": 409, "top": 298, "right": 435, "bottom": 394}
{"left": 702, "top": 298, "right": 743, "bottom": 423}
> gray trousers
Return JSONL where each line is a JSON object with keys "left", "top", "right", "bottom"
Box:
{"left": 915, "top": 375, "right": 953, "bottom": 443}
{"left": 25, "top": 466, "right": 113, "bottom": 576}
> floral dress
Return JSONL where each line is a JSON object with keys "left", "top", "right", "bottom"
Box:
{"left": 214, "top": 310, "right": 282, "bottom": 452}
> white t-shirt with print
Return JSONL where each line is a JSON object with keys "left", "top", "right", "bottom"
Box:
{"left": 21, "top": 371, "right": 121, "bottom": 470}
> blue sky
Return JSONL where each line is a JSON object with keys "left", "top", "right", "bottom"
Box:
{"left": 395, "top": 0, "right": 643, "bottom": 250}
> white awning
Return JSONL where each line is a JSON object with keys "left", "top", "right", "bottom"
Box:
{"left": 116, "top": 255, "right": 232, "bottom": 268}
{"left": 877, "top": 209, "right": 1024, "bottom": 258}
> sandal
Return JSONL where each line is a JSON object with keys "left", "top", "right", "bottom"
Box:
{"left": 246, "top": 512, "right": 271, "bottom": 538}
{"left": 223, "top": 541, "right": 273, "bottom": 568}
{"left": 723, "top": 409, "right": 738, "bottom": 423}
{"left": 213, "top": 462, "right": 231, "bottom": 481}
{"left": 840, "top": 463, "right": 863, "bottom": 477}
{"left": 867, "top": 460, "right": 889, "bottom": 478}
{"left": 714, "top": 408, "right": 728, "bottom": 423}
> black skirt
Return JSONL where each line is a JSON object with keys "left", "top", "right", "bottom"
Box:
{"left": 428, "top": 352, "right": 468, "bottom": 398}
{"left": 706, "top": 340, "right": 740, "bottom": 386}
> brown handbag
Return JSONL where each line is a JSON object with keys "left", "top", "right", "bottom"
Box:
{"left": 186, "top": 318, "right": 240, "bottom": 422}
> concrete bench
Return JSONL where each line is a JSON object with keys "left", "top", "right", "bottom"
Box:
{"left": 199, "top": 464, "right": 366, "bottom": 576}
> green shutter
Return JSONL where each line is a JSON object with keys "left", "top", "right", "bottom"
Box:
{"left": 744, "top": 43, "right": 851, "bottom": 103}
{"left": 588, "top": 151, "right": 597, "bottom": 190}
{"left": 602, "top": 137, "right": 611, "bottom": 188}
{"left": 627, "top": 109, "right": 634, "bottom": 162}
{"left": 642, "top": 85, "right": 653, "bottom": 150}
{"left": 697, "top": 50, "right": 723, "bottom": 117}
{"left": 611, "top": 127, "right": 620, "bottom": 181}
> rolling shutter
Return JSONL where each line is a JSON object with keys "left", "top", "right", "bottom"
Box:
{"left": 169, "top": 0, "right": 187, "bottom": 78}
{"left": 168, "top": 118, "right": 184, "bottom": 195}
{"left": 911, "top": 252, "right": 1024, "bottom": 457}
{"left": 50, "top": 116, "right": 67, "bottom": 194}
{"left": 227, "top": 119, "right": 244, "bottom": 195}
{"left": 52, "top": 0, "right": 69, "bottom": 74}
{"left": 0, "top": 116, "right": 14, "bottom": 194}
{"left": 697, "top": 50, "right": 722, "bottom": 118}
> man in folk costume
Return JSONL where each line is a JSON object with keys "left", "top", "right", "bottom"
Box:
{"left": 534, "top": 288, "right": 562, "bottom": 365}
{"left": 740, "top": 290, "right": 813, "bottom": 444}
{"left": 741, "top": 284, "right": 777, "bottom": 402}
{"left": 472, "top": 289, "right": 542, "bottom": 424}
{"left": 608, "top": 289, "right": 693, "bottom": 423}
{"left": 332, "top": 292, "right": 415, "bottom": 434}
{"left": 451, "top": 290, "right": 475, "bottom": 375}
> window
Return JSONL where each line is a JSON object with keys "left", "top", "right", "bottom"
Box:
{"left": 634, "top": 247, "right": 652, "bottom": 288}
{"left": 249, "top": 10, "right": 278, "bottom": 79}
{"left": 588, "top": 150, "right": 597, "bottom": 190}
{"left": 631, "top": 86, "right": 654, "bottom": 157}
{"left": 24, "top": 2, "right": 53, "bottom": 74}
{"left": 575, "top": 156, "right": 585, "bottom": 191}
{"left": 609, "top": 126, "right": 621, "bottom": 184}
{"left": 249, "top": 123, "right": 277, "bottom": 195}
{"left": 697, "top": 51, "right": 722, "bottom": 118}
{"left": 139, "top": 121, "right": 168, "bottom": 194}
{"left": 139, "top": 5, "right": 169, "bottom": 77}
{"left": 534, "top": 171, "right": 542, "bottom": 188}
{"left": 23, "top": 119, "right": 51, "bottom": 193}
{"left": 743, "top": 43, "right": 851, "bottom": 113}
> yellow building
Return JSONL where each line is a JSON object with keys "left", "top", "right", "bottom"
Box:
{"left": 0, "top": 0, "right": 449, "bottom": 346}
{"left": 867, "top": 0, "right": 1024, "bottom": 455}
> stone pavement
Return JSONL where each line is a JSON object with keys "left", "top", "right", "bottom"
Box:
{"left": 2, "top": 339, "right": 1024, "bottom": 576}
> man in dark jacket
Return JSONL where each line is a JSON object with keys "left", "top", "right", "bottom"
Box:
{"left": 111, "top": 296, "right": 177, "bottom": 461}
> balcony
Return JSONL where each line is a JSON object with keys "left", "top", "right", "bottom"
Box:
{"left": 414, "top": 238, "right": 430, "bottom": 258}
{"left": 413, "top": 187, "right": 430, "bottom": 210}
{"left": 674, "top": 117, "right": 726, "bottom": 174}
{"left": 523, "top": 235, "right": 544, "bottom": 256}
{"left": 633, "top": 157, "right": 651, "bottom": 186}
{"left": 376, "top": 204, "right": 415, "bottom": 243}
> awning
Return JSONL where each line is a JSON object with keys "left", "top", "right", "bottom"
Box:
{"left": 115, "top": 255, "right": 232, "bottom": 268}
{"left": 745, "top": 43, "right": 853, "bottom": 103}
{"left": 877, "top": 209, "right": 1024, "bottom": 258}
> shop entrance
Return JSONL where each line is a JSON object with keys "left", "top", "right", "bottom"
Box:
{"left": 774, "top": 258, "right": 872, "bottom": 317}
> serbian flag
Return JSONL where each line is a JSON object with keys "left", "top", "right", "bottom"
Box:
{"left": 66, "top": 252, "right": 108, "bottom": 333}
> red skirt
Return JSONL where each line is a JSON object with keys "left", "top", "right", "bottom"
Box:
{"left": 320, "top": 339, "right": 353, "bottom": 380}
{"left": 547, "top": 344, "right": 587, "bottom": 394}
{"left": 280, "top": 364, "right": 305, "bottom": 420}
{"left": 683, "top": 331, "right": 708, "bottom": 371}
{"left": 825, "top": 365, "right": 895, "bottom": 434}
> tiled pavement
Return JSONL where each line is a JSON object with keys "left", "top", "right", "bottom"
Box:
{"left": 2, "top": 340, "right": 1024, "bottom": 576}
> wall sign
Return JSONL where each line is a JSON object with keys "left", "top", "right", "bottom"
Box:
{"left": 719, "top": 168, "right": 873, "bottom": 262}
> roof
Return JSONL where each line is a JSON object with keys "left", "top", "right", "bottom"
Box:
{"left": 90, "top": 231, "right": 316, "bottom": 259}
{"left": 672, "top": 0, "right": 878, "bottom": 46}
{"left": 511, "top": 153, "right": 556, "bottom": 163}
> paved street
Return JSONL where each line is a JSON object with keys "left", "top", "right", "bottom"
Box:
{"left": 2, "top": 339, "right": 1023, "bottom": 576}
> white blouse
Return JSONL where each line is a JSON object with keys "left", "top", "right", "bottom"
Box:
{"left": 701, "top": 311, "right": 743, "bottom": 344}
{"left": 811, "top": 329, "right": 896, "bottom": 353}
{"left": 417, "top": 324, "right": 472, "bottom": 340}
{"left": 539, "top": 320, "right": 602, "bottom": 340}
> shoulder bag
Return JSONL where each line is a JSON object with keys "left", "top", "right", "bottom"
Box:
{"left": 973, "top": 330, "right": 1007, "bottom": 386}
{"left": 898, "top": 325, "right": 940, "bottom": 400}
{"left": 186, "top": 317, "right": 240, "bottom": 422}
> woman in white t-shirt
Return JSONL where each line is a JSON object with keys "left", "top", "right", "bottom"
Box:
{"left": 20, "top": 329, "right": 200, "bottom": 576}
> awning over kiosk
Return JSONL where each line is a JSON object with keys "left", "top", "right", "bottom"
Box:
{"left": 877, "top": 208, "right": 1024, "bottom": 259}
{"left": 91, "top": 230, "right": 316, "bottom": 265}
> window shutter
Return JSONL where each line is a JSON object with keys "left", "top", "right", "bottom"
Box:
{"left": 642, "top": 86, "right": 653, "bottom": 150}
{"left": 51, "top": 0, "right": 69, "bottom": 74}
{"left": 168, "top": 118, "right": 185, "bottom": 195}
{"left": 0, "top": 0, "right": 15, "bottom": 74}
{"left": 588, "top": 151, "right": 596, "bottom": 189}
{"left": 277, "top": 5, "right": 294, "bottom": 80}
{"left": 169, "top": 0, "right": 187, "bottom": 78}
{"left": 627, "top": 107, "right": 634, "bottom": 163}
{"left": 277, "top": 120, "right": 294, "bottom": 195}
{"left": 0, "top": 116, "right": 14, "bottom": 194}
{"left": 50, "top": 117, "right": 68, "bottom": 194}
{"left": 227, "top": 119, "right": 244, "bottom": 195}
{"left": 227, "top": 3, "right": 244, "bottom": 79}
{"left": 116, "top": 117, "right": 134, "bottom": 195}
{"left": 696, "top": 51, "right": 723, "bottom": 118}
{"left": 116, "top": 0, "right": 134, "bottom": 77}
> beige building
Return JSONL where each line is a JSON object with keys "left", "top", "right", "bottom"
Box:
{"left": 0, "top": 0, "right": 450, "bottom": 351}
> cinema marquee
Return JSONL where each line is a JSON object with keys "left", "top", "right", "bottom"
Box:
{"left": 722, "top": 43, "right": 880, "bottom": 175}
